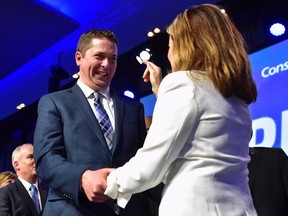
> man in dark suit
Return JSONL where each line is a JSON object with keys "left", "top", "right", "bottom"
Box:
{"left": 248, "top": 147, "right": 288, "bottom": 216}
{"left": 33, "top": 29, "right": 159, "bottom": 216}
{"left": 0, "top": 143, "right": 47, "bottom": 216}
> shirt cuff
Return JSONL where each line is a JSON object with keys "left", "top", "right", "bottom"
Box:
{"left": 105, "top": 170, "right": 132, "bottom": 208}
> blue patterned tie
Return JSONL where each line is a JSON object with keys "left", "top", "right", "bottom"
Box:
{"left": 30, "top": 185, "right": 40, "bottom": 214}
{"left": 94, "top": 93, "right": 114, "bottom": 151}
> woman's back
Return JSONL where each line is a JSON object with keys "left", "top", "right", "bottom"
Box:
{"left": 159, "top": 71, "right": 256, "bottom": 215}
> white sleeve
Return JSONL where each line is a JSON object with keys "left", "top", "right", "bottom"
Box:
{"left": 105, "top": 72, "right": 199, "bottom": 208}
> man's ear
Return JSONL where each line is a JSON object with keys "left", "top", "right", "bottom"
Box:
{"left": 75, "top": 51, "right": 82, "bottom": 66}
{"left": 13, "top": 161, "right": 19, "bottom": 171}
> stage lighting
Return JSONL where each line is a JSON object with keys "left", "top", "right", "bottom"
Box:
{"left": 147, "top": 31, "right": 154, "bottom": 37}
{"left": 270, "top": 23, "right": 285, "bottom": 36}
{"left": 72, "top": 72, "right": 80, "bottom": 79}
{"left": 153, "top": 28, "right": 161, "bottom": 33}
{"left": 16, "top": 103, "right": 25, "bottom": 110}
{"left": 124, "top": 90, "right": 134, "bottom": 99}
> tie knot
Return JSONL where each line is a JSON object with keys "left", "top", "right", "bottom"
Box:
{"left": 30, "top": 185, "right": 37, "bottom": 192}
{"left": 94, "top": 92, "right": 103, "bottom": 102}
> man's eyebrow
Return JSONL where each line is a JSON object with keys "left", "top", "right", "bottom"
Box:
{"left": 27, "top": 153, "right": 34, "bottom": 157}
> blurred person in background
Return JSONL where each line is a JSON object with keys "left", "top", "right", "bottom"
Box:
{"left": 0, "top": 143, "right": 47, "bottom": 216}
{"left": 0, "top": 171, "right": 17, "bottom": 188}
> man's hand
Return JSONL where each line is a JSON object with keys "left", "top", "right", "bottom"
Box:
{"left": 142, "top": 60, "right": 162, "bottom": 97}
{"left": 81, "top": 168, "right": 114, "bottom": 203}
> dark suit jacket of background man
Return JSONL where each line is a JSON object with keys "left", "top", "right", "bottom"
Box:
{"left": 0, "top": 178, "right": 47, "bottom": 216}
{"left": 33, "top": 84, "right": 160, "bottom": 216}
{"left": 248, "top": 147, "right": 288, "bottom": 216}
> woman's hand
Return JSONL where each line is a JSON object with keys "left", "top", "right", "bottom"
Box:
{"left": 142, "top": 61, "right": 162, "bottom": 97}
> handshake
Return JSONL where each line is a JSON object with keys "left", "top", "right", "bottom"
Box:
{"left": 81, "top": 168, "right": 115, "bottom": 203}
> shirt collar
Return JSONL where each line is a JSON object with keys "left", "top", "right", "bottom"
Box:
{"left": 18, "top": 177, "right": 39, "bottom": 191}
{"left": 77, "top": 79, "right": 111, "bottom": 100}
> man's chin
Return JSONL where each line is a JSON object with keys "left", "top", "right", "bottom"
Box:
{"left": 95, "top": 80, "right": 111, "bottom": 89}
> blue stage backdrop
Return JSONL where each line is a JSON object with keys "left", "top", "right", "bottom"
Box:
{"left": 141, "top": 39, "right": 288, "bottom": 155}
{"left": 249, "top": 39, "right": 288, "bottom": 154}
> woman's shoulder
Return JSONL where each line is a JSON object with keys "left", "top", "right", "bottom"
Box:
{"left": 161, "top": 70, "right": 209, "bottom": 89}
{"left": 164, "top": 70, "right": 208, "bottom": 82}
{"left": 161, "top": 71, "right": 191, "bottom": 86}
{"left": 164, "top": 70, "right": 189, "bottom": 79}
{"left": 158, "top": 71, "right": 195, "bottom": 96}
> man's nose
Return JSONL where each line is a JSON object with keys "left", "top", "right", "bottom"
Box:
{"left": 101, "top": 58, "right": 109, "bottom": 67}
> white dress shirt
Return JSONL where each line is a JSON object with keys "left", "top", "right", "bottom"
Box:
{"left": 18, "top": 177, "right": 42, "bottom": 210}
{"left": 77, "top": 79, "right": 115, "bottom": 129}
{"left": 105, "top": 71, "right": 257, "bottom": 216}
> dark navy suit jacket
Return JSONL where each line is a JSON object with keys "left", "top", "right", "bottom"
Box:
{"left": 248, "top": 147, "right": 288, "bottom": 216}
{"left": 33, "top": 84, "right": 156, "bottom": 216}
{"left": 0, "top": 178, "right": 47, "bottom": 216}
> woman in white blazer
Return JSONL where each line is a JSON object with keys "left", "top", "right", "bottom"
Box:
{"left": 105, "top": 4, "right": 258, "bottom": 216}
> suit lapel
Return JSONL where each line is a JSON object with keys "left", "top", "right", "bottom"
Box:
{"left": 14, "top": 179, "right": 39, "bottom": 216}
{"left": 39, "top": 187, "right": 47, "bottom": 212}
{"left": 70, "top": 84, "right": 109, "bottom": 151}
{"left": 111, "top": 93, "right": 124, "bottom": 153}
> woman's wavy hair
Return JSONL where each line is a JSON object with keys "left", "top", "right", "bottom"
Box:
{"left": 166, "top": 4, "right": 257, "bottom": 104}
{"left": 0, "top": 171, "right": 17, "bottom": 186}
